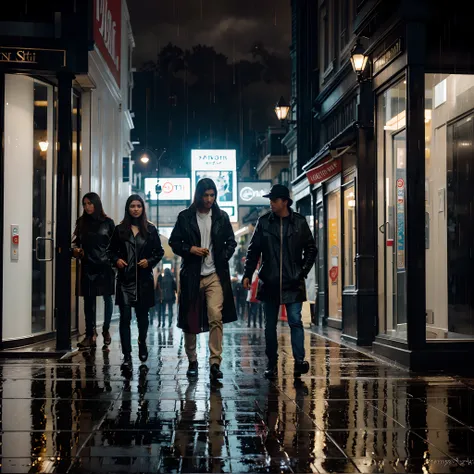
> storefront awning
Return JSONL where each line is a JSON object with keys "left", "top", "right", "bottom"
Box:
{"left": 305, "top": 144, "right": 355, "bottom": 185}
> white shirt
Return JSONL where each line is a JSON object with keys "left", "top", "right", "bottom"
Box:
{"left": 196, "top": 209, "right": 216, "bottom": 276}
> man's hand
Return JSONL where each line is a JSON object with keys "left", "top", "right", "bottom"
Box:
{"left": 73, "top": 248, "right": 84, "bottom": 259}
{"left": 116, "top": 259, "right": 128, "bottom": 269}
{"left": 138, "top": 259, "right": 149, "bottom": 269}
{"left": 242, "top": 277, "right": 250, "bottom": 290}
{"left": 190, "top": 246, "right": 209, "bottom": 257}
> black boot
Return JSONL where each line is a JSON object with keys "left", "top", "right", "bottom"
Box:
{"left": 121, "top": 353, "right": 132, "bottom": 368}
{"left": 210, "top": 363, "right": 223, "bottom": 380}
{"left": 187, "top": 360, "right": 198, "bottom": 377}
{"left": 264, "top": 362, "right": 278, "bottom": 379}
{"left": 294, "top": 360, "right": 309, "bottom": 378}
{"left": 138, "top": 341, "right": 148, "bottom": 362}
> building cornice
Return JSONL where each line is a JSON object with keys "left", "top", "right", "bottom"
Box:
{"left": 89, "top": 48, "right": 122, "bottom": 103}
{"left": 282, "top": 126, "right": 297, "bottom": 150}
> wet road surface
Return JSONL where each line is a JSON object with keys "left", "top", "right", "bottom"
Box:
{"left": 2, "top": 316, "right": 474, "bottom": 472}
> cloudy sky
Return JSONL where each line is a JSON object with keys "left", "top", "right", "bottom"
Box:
{"left": 127, "top": 0, "right": 291, "bottom": 66}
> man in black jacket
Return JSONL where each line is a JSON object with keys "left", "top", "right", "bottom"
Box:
{"left": 169, "top": 178, "right": 237, "bottom": 381}
{"left": 243, "top": 184, "right": 317, "bottom": 379}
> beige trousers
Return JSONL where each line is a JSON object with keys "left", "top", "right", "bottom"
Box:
{"left": 184, "top": 272, "right": 224, "bottom": 366}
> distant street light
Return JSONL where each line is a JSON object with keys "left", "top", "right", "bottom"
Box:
{"left": 140, "top": 148, "right": 167, "bottom": 228}
{"left": 274, "top": 96, "right": 291, "bottom": 122}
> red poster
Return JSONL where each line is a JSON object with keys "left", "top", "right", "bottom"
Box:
{"left": 94, "top": 0, "right": 122, "bottom": 87}
{"left": 306, "top": 158, "right": 342, "bottom": 185}
{"left": 329, "top": 266, "right": 339, "bottom": 282}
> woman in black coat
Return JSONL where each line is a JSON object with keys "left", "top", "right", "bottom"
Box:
{"left": 72, "top": 193, "right": 115, "bottom": 349}
{"left": 107, "top": 194, "right": 164, "bottom": 367}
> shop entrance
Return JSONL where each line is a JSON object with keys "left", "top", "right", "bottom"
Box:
{"left": 376, "top": 78, "right": 408, "bottom": 339}
{"left": 2, "top": 75, "right": 56, "bottom": 340}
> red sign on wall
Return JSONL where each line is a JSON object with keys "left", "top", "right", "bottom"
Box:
{"left": 329, "top": 266, "right": 339, "bottom": 282}
{"left": 306, "top": 158, "right": 342, "bottom": 185}
{"left": 94, "top": 0, "right": 122, "bottom": 87}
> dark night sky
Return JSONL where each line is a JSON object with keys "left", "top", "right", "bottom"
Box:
{"left": 126, "top": 0, "right": 291, "bottom": 66}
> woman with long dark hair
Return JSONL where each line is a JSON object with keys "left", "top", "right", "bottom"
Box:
{"left": 72, "top": 192, "right": 115, "bottom": 349}
{"left": 107, "top": 194, "right": 164, "bottom": 367}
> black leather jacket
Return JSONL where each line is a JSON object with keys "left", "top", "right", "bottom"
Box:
{"left": 107, "top": 222, "right": 164, "bottom": 308}
{"left": 243, "top": 210, "right": 317, "bottom": 304}
{"left": 72, "top": 216, "right": 115, "bottom": 296}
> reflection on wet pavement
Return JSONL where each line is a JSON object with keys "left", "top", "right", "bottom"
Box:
{"left": 2, "top": 319, "right": 474, "bottom": 472}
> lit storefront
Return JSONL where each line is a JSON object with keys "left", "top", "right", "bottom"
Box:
{"left": 364, "top": 9, "right": 474, "bottom": 369}
{"left": 293, "top": 138, "right": 366, "bottom": 337}
{"left": 0, "top": 0, "right": 134, "bottom": 349}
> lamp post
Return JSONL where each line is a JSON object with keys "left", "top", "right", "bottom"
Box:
{"left": 139, "top": 148, "right": 166, "bottom": 228}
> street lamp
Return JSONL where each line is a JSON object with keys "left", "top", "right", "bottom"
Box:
{"left": 350, "top": 40, "right": 369, "bottom": 82}
{"left": 140, "top": 148, "right": 166, "bottom": 228}
{"left": 275, "top": 96, "right": 291, "bottom": 122}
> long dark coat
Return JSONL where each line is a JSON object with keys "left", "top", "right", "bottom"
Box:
{"left": 107, "top": 222, "right": 164, "bottom": 308}
{"left": 73, "top": 217, "right": 116, "bottom": 297}
{"left": 169, "top": 204, "right": 237, "bottom": 334}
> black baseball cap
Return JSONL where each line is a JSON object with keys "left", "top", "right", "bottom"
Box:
{"left": 263, "top": 184, "right": 293, "bottom": 206}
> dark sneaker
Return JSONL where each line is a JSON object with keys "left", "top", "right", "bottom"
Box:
{"left": 121, "top": 354, "right": 132, "bottom": 368}
{"left": 186, "top": 360, "right": 198, "bottom": 377}
{"left": 264, "top": 363, "right": 278, "bottom": 379}
{"left": 102, "top": 330, "right": 111, "bottom": 346}
{"left": 77, "top": 336, "right": 96, "bottom": 349}
{"left": 138, "top": 341, "right": 148, "bottom": 362}
{"left": 210, "top": 363, "right": 223, "bottom": 380}
{"left": 294, "top": 360, "right": 309, "bottom": 378}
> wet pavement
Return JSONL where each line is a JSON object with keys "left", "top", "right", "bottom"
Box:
{"left": 2, "top": 316, "right": 474, "bottom": 473}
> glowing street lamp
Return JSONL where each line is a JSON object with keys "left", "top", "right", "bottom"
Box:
{"left": 350, "top": 40, "right": 369, "bottom": 81}
{"left": 274, "top": 96, "right": 291, "bottom": 122}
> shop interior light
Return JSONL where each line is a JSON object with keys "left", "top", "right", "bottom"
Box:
{"left": 140, "top": 154, "right": 150, "bottom": 164}
{"left": 39, "top": 141, "right": 49, "bottom": 152}
{"left": 384, "top": 110, "right": 432, "bottom": 131}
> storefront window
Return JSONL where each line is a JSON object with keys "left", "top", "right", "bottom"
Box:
{"left": 327, "top": 188, "right": 342, "bottom": 321}
{"left": 343, "top": 183, "right": 356, "bottom": 287}
{"left": 376, "top": 78, "right": 407, "bottom": 339}
{"left": 425, "top": 73, "right": 474, "bottom": 340}
{"left": 298, "top": 196, "right": 316, "bottom": 304}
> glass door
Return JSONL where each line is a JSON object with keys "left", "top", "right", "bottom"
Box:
{"left": 327, "top": 189, "right": 342, "bottom": 321}
{"left": 32, "top": 80, "right": 56, "bottom": 334}
{"left": 316, "top": 203, "right": 326, "bottom": 324}
{"left": 377, "top": 78, "right": 407, "bottom": 340}
{"left": 70, "top": 93, "right": 81, "bottom": 332}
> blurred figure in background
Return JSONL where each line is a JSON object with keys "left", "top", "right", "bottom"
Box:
{"left": 159, "top": 268, "right": 177, "bottom": 326}
{"left": 246, "top": 263, "right": 263, "bottom": 328}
